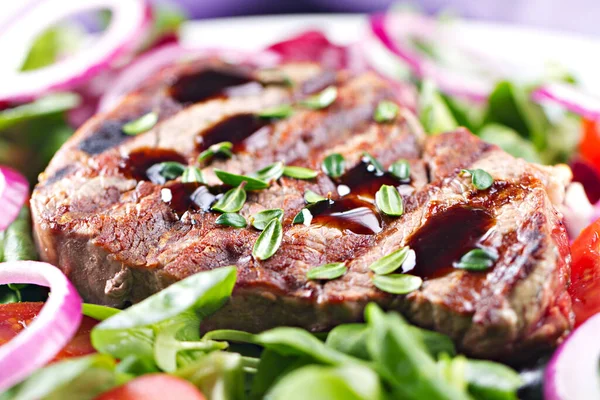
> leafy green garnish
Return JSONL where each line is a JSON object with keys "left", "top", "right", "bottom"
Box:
{"left": 212, "top": 184, "right": 247, "bottom": 213}
{"left": 91, "top": 266, "right": 237, "bottom": 372}
{"left": 215, "top": 213, "right": 247, "bottom": 228}
{"left": 369, "top": 247, "right": 411, "bottom": 275}
{"left": 419, "top": 80, "right": 459, "bottom": 134}
{"left": 82, "top": 304, "right": 120, "bottom": 321}
{"left": 300, "top": 86, "right": 338, "bottom": 109}
{"left": 483, "top": 81, "right": 548, "bottom": 150}
{"left": 250, "top": 209, "right": 284, "bottom": 230}
{"left": 292, "top": 208, "right": 313, "bottom": 225}
{"left": 304, "top": 190, "right": 326, "bottom": 204}
{"left": 283, "top": 166, "right": 319, "bottom": 180}
{"left": 253, "top": 219, "right": 283, "bottom": 261}
{"left": 306, "top": 262, "right": 347, "bottom": 280}
{"left": 375, "top": 185, "right": 404, "bottom": 216}
{"left": 0, "top": 354, "right": 116, "bottom": 400}
{"left": 181, "top": 166, "right": 205, "bottom": 184}
{"left": 253, "top": 162, "right": 284, "bottom": 183}
{"left": 149, "top": 161, "right": 186, "bottom": 183}
{"left": 479, "top": 124, "right": 542, "bottom": 163}
{"left": 374, "top": 100, "right": 400, "bottom": 123}
{"left": 214, "top": 169, "right": 269, "bottom": 190}
{"left": 453, "top": 248, "right": 498, "bottom": 271}
{"left": 465, "top": 359, "right": 522, "bottom": 399}
{"left": 258, "top": 104, "right": 294, "bottom": 119}
{"left": 389, "top": 159, "right": 411, "bottom": 181}
{"left": 371, "top": 274, "right": 422, "bottom": 294}
{"left": 0, "top": 93, "right": 80, "bottom": 131}
{"left": 21, "top": 25, "right": 82, "bottom": 71}
{"left": 122, "top": 112, "right": 159, "bottom": 135}
{"left": 461, "top": 169, "right": 494, "bottom": 190}
{"left": 198, "top": 142, "right": 233, "bottom": 163}
{"left": 362, "top": 152, "right": 384, "bottom": 174}
{"left": 322, "top": 153, "right": 345, "bottom": 178}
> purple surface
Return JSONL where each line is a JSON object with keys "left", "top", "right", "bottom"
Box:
{"left": 158, "top": 0, "right": 599, "bottom": 36}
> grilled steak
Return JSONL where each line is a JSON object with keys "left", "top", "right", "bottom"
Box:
{"left": 30, "top": 58, "right": 573, "bottom": 361}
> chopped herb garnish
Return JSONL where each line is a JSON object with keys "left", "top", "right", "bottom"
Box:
{"left": 211, "top": 184, "right": 247, "bottom": 213}
{"left": 258, "top": 104, "right": 294, "bottom": 119}
{"left": 215, "top": 212, "right": 247, "bottom": 228}
{"left": 374, "top": 100, "right": 400, "bottom": 123}
{"left": 251, "top": 208, "right": 284, "bottom": 230}
{"left": 300, "top": 86, "right": 338, "bottom": 109}
{"left": 122, "top": 112, "right": 158, "bottom": 135}
{"left": 293, "top": 208, "right": 313, "bottom": 225}
{"left": 253, "top": 162, "right": 284, "bottom": 183}
{"left": 304, "top": 190, "right": 326, "bottom": 204}
{"left": 372, "top": 274, "right": 422, "bottom": 294}
{"left": 214, "top": 169, "right": 269, "bottom": 191}
{"left": 389, "top": 160, "right": 411, "bottom": 181}
{"left": 198, "top": 141, "right": 233, "bottom": 163}
{"left": 307, "top": 262, "right": 347, "bottom": 280}
{"left": 322, "top": 153, "right": 345, "bottom": 178}
{"left": 282, "top": 166, "right": 319, "bottom": 180}
{"left": 453, "top": 248, "right": 498, "bottom": 271}
{"left": 252, "top": 219, "right": 283, "bottom": 261}
{"left": 369, "top": 247, "right": 411, "bottom": 275}
{"left": 181, "top": 166, "right": 205, "bottom": 184}
{"left": 375, "top": 185, "right": 404, "bottom": 217}
{"left": 147, "top": 161, "right": 186, "bottom": 184}
{"left": 461, "top": 169, "right": 494, "bottom": 190}
{"left": 362, "top": 152, "right": 384, "bottom": 174}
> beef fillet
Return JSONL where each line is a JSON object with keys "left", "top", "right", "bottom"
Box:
{"left": 31, "top": 59, "right": 573, "bottom": 362}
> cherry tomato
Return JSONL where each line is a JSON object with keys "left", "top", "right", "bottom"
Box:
{"left": 569, "top": 218, "right": 600, "bottom": 327}
{"left": 95, "top": 374, "right": 206, "bottom": 400}
{"left": 579, "top": 119, "right": 600, "bottom": 172}
{"left": 0, "top": 302, "right": 98, "bottom": 361}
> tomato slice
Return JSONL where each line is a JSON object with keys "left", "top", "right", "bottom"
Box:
{"left": 580, "top": 119, "right": 600, "bottom": 172}
{"left": 95, "top": 374, "right": 206, "bottom": 400}
{"left": 0, "top": 302, "right": 98, "bottom": 361}
{"left": 569, "top": 218, "right": 600, "bottom": 327}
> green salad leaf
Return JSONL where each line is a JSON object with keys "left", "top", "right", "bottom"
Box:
{"left": 0, "top": 93, "right": 80, "bottom": 131}
{"left": 419, "top": 80, "right": 458, "bottom": 134}
{"left": 0, "top": 354, "right": 117, "bottom": 400}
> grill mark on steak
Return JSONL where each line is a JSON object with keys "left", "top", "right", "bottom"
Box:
{"left": 31, "top": 59, "right": 573, "bottom": 363}
{"left": 78, "top": 120, "right": 131, "bottom": 155}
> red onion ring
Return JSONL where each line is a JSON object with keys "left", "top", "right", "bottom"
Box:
{"left": 532, "top": 83, "right": 600, "bottom": 121}
{"left": 369, "top": 13, "right": 495, "bottom": 102}
{"left": 0, "top": 166, "right": 29, "bottom": 231}
{"left": 0, "top": 0, "right": 150, "bottom": 102}
{"left": 98, "top": 44, "right": 280, "bottom": 112}
{"left": 544, "top": 312, "right": 600, "bottom": 400}
{"left": 0, "top": 261, "right": 82, "bottom": 391}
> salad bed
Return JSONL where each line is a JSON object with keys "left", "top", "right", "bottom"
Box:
{"left": 1, "top": 0, "right": 600, "bottom": 399}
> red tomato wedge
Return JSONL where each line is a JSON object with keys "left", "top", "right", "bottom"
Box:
{"left": 580, "top": 119, "right": 600, "bottom": 173}
{"left": 569, "top": 218, "right": 600, "bottom": 327}
{"left": 0, "top": 302, "right": 98, "bottom": 361}
{"left": 95, "top": 374, "right": 206, "bottom": 400}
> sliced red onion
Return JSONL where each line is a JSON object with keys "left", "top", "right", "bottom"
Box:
{"left": 98, "top": 44, "right": 280, "bottom": 112}
{"left": 266, "top": 30, "right": 368, "bottom": 72}
{"left": 369, "top": 13, "right": 495, "bottom": 102}
{"left": 0, "top": 261, "right": 82, "bottom": 391}
{"left": 0, "top": 0, "right": 150, "bottom": 102}
{"left": 532, "top": 83, "right": 600, "bottom": 121}
{"left": 544, "top": 312, "right": 600, "bottom": 400}
{"left": 0, "top": 166, "right": 29, "bottom": 231}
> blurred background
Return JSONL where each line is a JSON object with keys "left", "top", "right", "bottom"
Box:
{"left": 159, "top": 0, "right": 600, "bottom": 36}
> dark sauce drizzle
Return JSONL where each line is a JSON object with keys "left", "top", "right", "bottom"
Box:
{"left": 169, "top": 67, "right": 257, "bottom": 104}
{"left": 406, "top": 205, "right": 494, "bottom": 280}
{"left": 195, "top": 113, "right": 271, "bottom": 153}
{"left": 308, "top": 158, "right": 410, "bottom": 235}
{"left": 120, "top": 148, "right": 187, "bottom": 182}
